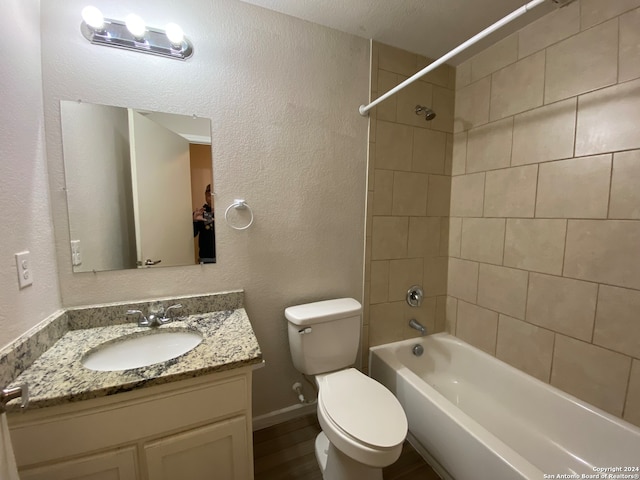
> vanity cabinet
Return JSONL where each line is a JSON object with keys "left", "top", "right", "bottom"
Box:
{"left": 8, "top": 367, "right": 254, "bottom": 480}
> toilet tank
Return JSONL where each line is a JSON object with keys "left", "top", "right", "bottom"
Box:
{"left": 285, "top": 298, "right": 362, "bottom": 375}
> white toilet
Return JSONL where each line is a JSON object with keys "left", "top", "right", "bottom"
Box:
{"left": 285, "top": 298, "right": 408, "bottom": 480}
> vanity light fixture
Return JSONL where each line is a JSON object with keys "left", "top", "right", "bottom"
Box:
{"left": 80, "top": 6, "right": 194, "bottom": 60}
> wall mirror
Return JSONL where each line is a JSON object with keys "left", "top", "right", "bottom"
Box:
{"left": 60, "top": 101, "right": 215, "bottom": 273}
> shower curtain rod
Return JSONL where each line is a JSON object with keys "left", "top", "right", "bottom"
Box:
{"left": 358, "top": 0, "right": 548, "bottom": 116}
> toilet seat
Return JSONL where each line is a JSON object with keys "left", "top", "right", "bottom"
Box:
{"left": 317, "top": 368, "right": 407, "bottom": 464}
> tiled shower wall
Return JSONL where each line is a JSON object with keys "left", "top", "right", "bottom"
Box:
{"left": 363, "top": 42, "right": 455, "bottom": 365}
{"left": 449, "top": 0, "right": 640, "bottom": 426}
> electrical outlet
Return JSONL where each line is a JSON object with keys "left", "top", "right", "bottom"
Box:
{"left": 15, "top": 251, "right": 33, "bottom": 289}
{"left": 71, "top": 240, "right": 82, "bottom": 266}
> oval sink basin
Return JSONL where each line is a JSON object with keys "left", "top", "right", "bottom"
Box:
{"left": 81, "top": 329, "right": 203, "bottom": 371}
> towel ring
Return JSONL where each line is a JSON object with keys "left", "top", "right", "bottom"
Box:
{"left": 224, "top": 199, "right": 254, "bottom": 230}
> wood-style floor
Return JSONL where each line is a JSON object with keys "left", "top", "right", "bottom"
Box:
{"left": 253, "top": 414, "right": 440, "bottom": 480}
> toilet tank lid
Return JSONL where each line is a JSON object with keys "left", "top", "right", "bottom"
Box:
{"left": 285, "top": 298, "right": 361, "bottom": 326}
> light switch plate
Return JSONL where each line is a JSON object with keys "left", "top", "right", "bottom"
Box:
{"left": 15, "top": 251, "right": 33, "bottom": 289}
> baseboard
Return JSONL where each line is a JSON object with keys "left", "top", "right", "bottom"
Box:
{"left": 252, "top": 401, "right": 317, "bottom": 431}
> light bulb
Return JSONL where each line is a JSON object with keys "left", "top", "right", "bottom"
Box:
{"left": 81, "top": 6, "right": 104, "bottom": 31}
{"left": 165, "top": 23, "right": 184, "bottom": 47}
{"left": 125, "top": 14, "right": 146, "bottom": 39}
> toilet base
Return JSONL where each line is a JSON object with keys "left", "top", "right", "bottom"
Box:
{"left": 315, "top": 432, "right": 383, "bottom": 480}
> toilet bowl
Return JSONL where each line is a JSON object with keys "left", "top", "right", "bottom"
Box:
{"left": 316, "top": 369, "right": 407, "bottom": 467}
{"left": 285, "top": 299, "right": 408, "bottom": 479}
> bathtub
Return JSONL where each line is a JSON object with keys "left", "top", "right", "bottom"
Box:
{"left": 369, "top": 333, "right": 640, "bottom": 480}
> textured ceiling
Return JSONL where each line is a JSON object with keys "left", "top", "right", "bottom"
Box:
{"left": 238, "top": 0, "right": 558, "bottom": 65}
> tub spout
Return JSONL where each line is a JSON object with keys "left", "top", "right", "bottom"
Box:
{"left": 409, "top": 318, "right": 427, "bottom": 336}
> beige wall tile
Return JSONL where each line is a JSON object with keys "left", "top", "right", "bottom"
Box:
{"left": 518, "top": 1, "right": 580, "bottom": 59}
{"left": 564, "top": 220, "right": 640, "bottom": 290}
{"left": 455, "top": 60, "right": 472, "bottom": 90}
{"left": 417, "top": 57, "right": 452, "bottom": 88}
{"left": 610, "top": 150, "right": 640, "bottom": 219}
{"left": 389, "top": 258, "right": 424, "bottom": 302}
{"left": 427, "top": 175, "right": 451, "bottom": 217}
{"left": 471, "top": 34, "right": 518, "bottom": 83}
{"left": 512, "top": 98, "right": 577, "bottom": 166}
{"left": 372, "top": 169, "right": 393, "bottom": 215}
{"left": 371, "top": 216, "right": 409, "bottom": 260}
{"left": 369, "top": 301, "right": 405, "bottom": 346}
{"left": 551, "top": 335, "right": 631, "bottom": 416}
{"left": 460, "top": 218, "right": 506, "bottom": 265}
{"left": 580, "top": 0, "right": 640, "bottom": 30}
{"left": 370, "top": 261, "right": 389, "bottom": 304}
{"left": 424, "top": 256, "right": 448, "bottom": 297}
{"left": 526, "top": 273, "right": 598, "bottom": 341}
{"left": 490, "top": 51, "right": 545, "bottom": 121}
{"left": 451, "top": 131, "right": 467, "bottom": 176}
{"left": 504, "top": 219, "right": 567, "bottom": 275}
{"left": 625, "top": 360, "right": 640, "bottom": 427}
{"left": 450, "top": 173, "right": 485, "bottom": 217}
{"left": 435, "top": 296, "right": 447, "bottom": 333}
{"left": 369, "top": 104, "right": 377, "bottom": 143}
{"left": 448, "top": 217, "right": 462, "bottom": 258}
{"left": 392, "top": 171, "right": 428, "bottom": 216}
{"left": 456, "top": 301, "right": 499, "bottom": 355}
{"left": 444, "top": 134, "right": 454, "bottom": 175}
{"left": 376, "top": 121, "right": 413, "bottom": 171}
{"left": 408, "top": 217, "right": 441, "bottom": 258}
{"left": 367, "top": 143, "right": 376, "bottom": 192}
{"left": 454, "top": 77, "right": 491, "bottom": 133}
{"left": 376, "top": 69, "right": 398, "bottom": 122}
{"left": 620, "top": 8, "right": 640, "bottom": 82}
{"left": 536, "top": 155, "right": 612, "bottom": 219}
{"left": 397, "top": 79, "right": 433, "bottom": 128}
{"left": 575, "top": 78, "right": 640, "bottom": 157}
{"left": 545, "top": 19, "right": 618, "bottom": 104}
{"left": 439, "top": 218, "right": 450, "bottom": 256}
{"left": 466, "top": 117, "right": 514, "bottom": 173}
{"left": 484, "top": 165, "right": 537, "bottom": 218}
{"left": 594, "top": 285, "right": 640, "bottom": 358}
{"left": 378, "top": 43, "right": 419, "bottom": 77}
{"left": 496, "top": 315, "right": 554, "bottom": 382}
{"left": 431, "top": 86, "right": 454, "bottom": 134}
{"left": 448, "top": 258, "right": 479, "bottom": 303}
{"left": 446, "top": 296, "right": 458, "bottom": 334}
{"left": 412, "top": 128, "right": 446, "bottom": 174}
{"left": 477, "top": 264, "right": 528, "bottom": 319}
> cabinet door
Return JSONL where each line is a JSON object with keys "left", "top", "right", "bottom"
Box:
{"left": 20, "top": 446, "right": 138, "bottom": 480}
{"left": 144, "top": 416, "right": 250, "bottom": 480}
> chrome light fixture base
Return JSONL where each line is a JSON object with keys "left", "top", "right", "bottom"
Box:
{"left": 81, "top": 19, "right": 193, "bottom": 61}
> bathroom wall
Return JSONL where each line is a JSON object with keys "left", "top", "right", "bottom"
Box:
{"left": 450, "top": 0, "right": 640, "bottom": 427}
{"left": 35, "top": 0, "right": 369, "bottom": 418}
{"left": 0, "top": 0, "right": 62, "bottom": 349}
{"left": 363, "top": 42, "right": 455, "bottom": 365}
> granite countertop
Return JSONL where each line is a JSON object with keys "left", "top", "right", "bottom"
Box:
{"left": 7, "top": 308, "right": 262, "bottom": 411}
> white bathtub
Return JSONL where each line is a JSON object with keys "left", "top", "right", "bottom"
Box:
{"left": 369, "top": 333, "right": 640, "bottom": 480}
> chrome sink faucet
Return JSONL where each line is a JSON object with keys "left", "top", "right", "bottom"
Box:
{"left": 127, "top": 304, "right": 183, "bottom": 327}
{"left": 409, "top": 318, "right": 427, "bottom": 336}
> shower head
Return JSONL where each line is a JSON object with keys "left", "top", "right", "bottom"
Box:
{"left": 415, "top": 105, "right": 436, "bottom": 121}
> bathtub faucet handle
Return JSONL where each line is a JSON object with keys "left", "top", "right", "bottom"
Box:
{"left": 407, "top": 285, "right": 424, "bottom": 307}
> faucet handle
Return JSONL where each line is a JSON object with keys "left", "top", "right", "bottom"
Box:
{"left": 407, "top": 285, "right": 424, "bottom": 307}
{"left": 160, "top": 304, "right": 183, "bottom": 324}
{"left": 127, "top": 309, "right": 149, "bottom": 327}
